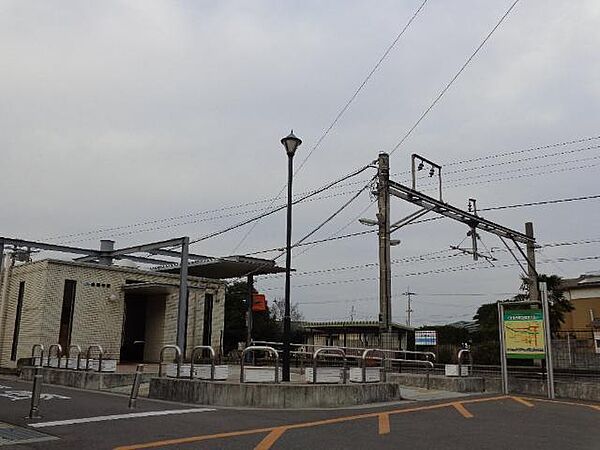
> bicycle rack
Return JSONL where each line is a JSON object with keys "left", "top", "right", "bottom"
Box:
{"left": 66, "top": 344, "right": 82, "bottom": 370}
{"left": 189, "top": 345, "right": 215, "bottom": 381}
{"left": 457, "top": 348, "right": 473, "bottom": 378}
{"left": 360, "top": 348, "right": 386, "bottom": 383}
{"left": 31, "top": 344, "right": 44, "bottom": 367}
{"left": 159, "top": 345, "right": 182, "bottom": 378}
{"left": 85, "top": 344, "right": 104, "bottom": 372}
{"left": 312, "top": 347, "right": 347, "bottom": 384}
{"left": 240, "top": 346, "right": 279, "bottom": 383}
{"left": 46, "top": 344, "right": 63, "bottom": 368}
{"left": 387, "top": 358, "right": 434, "bottom": 389}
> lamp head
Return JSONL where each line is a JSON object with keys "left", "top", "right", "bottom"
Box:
{"left": 281, "top": 130, "right": 302, "bottom": 157}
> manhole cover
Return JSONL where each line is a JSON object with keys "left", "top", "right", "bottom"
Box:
{"left": 0, "top": 422, "right": 58, "bottom": 446}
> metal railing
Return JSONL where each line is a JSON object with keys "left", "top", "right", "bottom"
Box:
{"left": 47, "top": 344, "right": 62, "bottom": 368}
{"left": 159, "top": 345, "right": 182, "bottom": 378}
{"left": 361, "top": 348, "right": 386, "bottom": 383}
{"left": 31, "top": 344, "right": 44, "bottom": 367}
{"left": 189, "top": 345, "right": 215, "bottom": 381}
{"left": 66, "top": 344, "right": 82, "bottom": 370}
{"left": 85, "top": 344, "right": 104, "bottom": 372}
{"left": 312, "top": 347, "right": 347, "bottom": 384}
{"left": 457, "top": 348, "right": 473, "bottom": 378}
{"left": 251, "top": 340, "right": 435, "bottom": 363}
{"left": 388, "top": 358, "right": 435, "bottom": 389}
{"left": 240, "top": 346, "right": 279, "bottom": 384}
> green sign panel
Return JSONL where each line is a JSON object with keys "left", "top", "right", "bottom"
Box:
{"left": 503, "top": 309, "right": 545, "bottom": 359}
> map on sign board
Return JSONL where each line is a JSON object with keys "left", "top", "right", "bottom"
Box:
{"left": 503, "top": 309, "right": 545, "bottom": 359}
{"left": 415, "top": 330, "right": 437, "bottom": 346}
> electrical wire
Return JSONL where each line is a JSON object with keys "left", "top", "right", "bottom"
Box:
{"left": 244, "top": 192, "right": 600, "bottom": 256}
{"left": 187, "top": 164, "right": 375, "bottom": 245}
{"left": 389, "top": 0, "right": 521, "bottom": 156}
{"left": 44, "top": 134, "right": 600, "bottom": 245}
{"left": 230, "top": 0, "right": 430, "bottom": 253}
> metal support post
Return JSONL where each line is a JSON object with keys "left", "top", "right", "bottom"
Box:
{"left": 0, "top": 239, "right": 4, "bottom": 279}
{"left": 540, "top": 282, "right": 555, "bottom": 399}
{"left": 246, "top": 274, "right": 254, "bottom": 347}
{"left": 282, "top": 152, "right": 294, "bottom": 382}
{"left": 129, "top": 364, "right": 144, "bottom": 408}
{"left": 27, "top": 367, "right": 43, "bottom": 419}
{"left": 177, "top": 237, "right": 189, "bottom": 356}
{"left": 497, "top": 302, "right": 509, "bottom": 395}
{"left": 377, "top": 152, "right": 392, "bottom": 333}
{"left": 525, "top": 222, "right": 539, "bottom": 302}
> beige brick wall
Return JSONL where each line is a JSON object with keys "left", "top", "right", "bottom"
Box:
{"left": 0, "top": 259, "right": 226, "bottom": 368}
{"left": 0, "top": 261, "right": 49, "bottom": 367}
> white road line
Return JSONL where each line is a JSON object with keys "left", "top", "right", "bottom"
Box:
{"left": 29, "top": 408, "right": 215, "bottom": 428}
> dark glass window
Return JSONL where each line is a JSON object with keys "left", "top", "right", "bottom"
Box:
{"left": 58, "top": 280, "right": 77, "bottom": 349}
{"left": 10, "top": 282, "right": 26, "bottom": 361}
{"left": 202, "top": 294, "right": 214, "bottom": 346}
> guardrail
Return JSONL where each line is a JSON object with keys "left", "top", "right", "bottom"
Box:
{"left": 360, "top": 348, "right": 386, "bottom": 383}
{"left": 31, "top": 344, "right": 44, "bottom": 367}
{"left": 47, "top": 344, "right": 62, "bottom": 368}
{"left": 240, "top": 346, "right": 279, "bottom": 384}
{"left": 159, "top": 345, "right": 182, "bottom": 378}
{"left": 85, "top": 344, "right": 104, "bottom": 372}
{"left": 312, "top": 347, "right": 347, "bottom": 384}
{"left": 457, "top": 348, "right": 473, "bottom": 378}
{"left": 389, "top": 358, "right": 435, "bottom": 389}
{"left": 66, "top": 344, "right": 82, "bottom": 370}
{"left": 189, "top": 345, "right": 216, "bottom": 381}
{"left": 251, "top": 340, "right": 436, "bottom": 363}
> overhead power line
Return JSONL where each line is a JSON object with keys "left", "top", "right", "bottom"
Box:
{"left": 45, "top": 134, "right": 600, "bottom": 245}
{"left": 231, "top": 1, "right": 430, "bottom": 253}
{"left": 188, "top": 164, "right": 375, "bottom": 245}
{"left": 389, "top": 0, "right": 521, "bottom": 155}
{"left": 260, "top": 254, "right": 600, "bottom": 291}
{"left": 245, "top": 192, "right": 600, "bottom": 256}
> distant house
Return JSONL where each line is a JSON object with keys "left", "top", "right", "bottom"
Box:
{"left": 560, "top": 273, "right": 600, "bottom": 331}
{"left": 302, "top": 321, "right": 413, "bottom": 350}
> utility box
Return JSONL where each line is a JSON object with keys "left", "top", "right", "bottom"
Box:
{"left": 444, "top": 364, "right": 469, "bottom": 377}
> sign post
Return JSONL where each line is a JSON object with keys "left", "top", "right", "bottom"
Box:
{"left": 540, "top": 282, "right": 555, "bottom": 399}
{"left": 498, "top": 281, "right": 555, "bottom": 399}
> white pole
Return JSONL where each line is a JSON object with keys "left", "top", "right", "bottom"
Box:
{"left": 497, "top": 301, "right": 508, "bottom": 395}
{"left": 540, "top": 282, "right": 555, "bottom": 399}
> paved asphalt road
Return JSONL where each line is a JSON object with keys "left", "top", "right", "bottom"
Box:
{"left": 0, "top": 376, "right": 598, "bottom": 449}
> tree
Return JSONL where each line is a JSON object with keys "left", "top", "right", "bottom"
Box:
{"left": 223, "top": 282, "right": 296, "bottom": 355}
{"left": 514, "top": 274, "right": 573, "bottom": 333}
{"left": 473, "top": 303, "right": 499, "bottom": 343}
{"left": 269, "top": 297, "right": 304, "bottom": 322}
{"left": 269, "top": 298, "right": 305, "bottom": 344}
{"left": 223, "top": 282, "right": 248, "bottom": 354}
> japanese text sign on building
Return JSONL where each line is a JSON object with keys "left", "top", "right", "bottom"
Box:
{"left": 415, "top": 330, "right": 437, "bottom": 346}
{"left": 503, "top": 309, "right": 545, "bottom": 359}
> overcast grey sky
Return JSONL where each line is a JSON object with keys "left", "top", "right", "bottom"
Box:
{"left": 2, "top": 0, "right": 600, "bottom": 326}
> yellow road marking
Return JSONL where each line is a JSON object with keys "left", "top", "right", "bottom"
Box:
{"left": 521, "top": 396, "right": 600, "bottom": 411}
{"left": 114, "top": 395, "right": 511, "bottom": 450}
{"left": 452, "top": 403, "right": 474, "bottom": 418}
{"left": 114, "top": 427, "right": 275, "bottom": 450}
{"left": 378, "top": 413, "right": 390, "bottom": 435}
{"left": 511, "top": 396, "right": 534, "bottom": 407}
{"left": 255, "top": 427, "right": 287, "bottom": 450}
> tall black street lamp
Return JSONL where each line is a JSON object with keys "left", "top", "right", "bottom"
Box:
{"left": 280, "top": 130, "right": 302, "bottom": 382}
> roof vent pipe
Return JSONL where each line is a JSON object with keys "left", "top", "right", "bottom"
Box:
{"left": 99, "top": 240, "right": 115, "bottom": 266}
